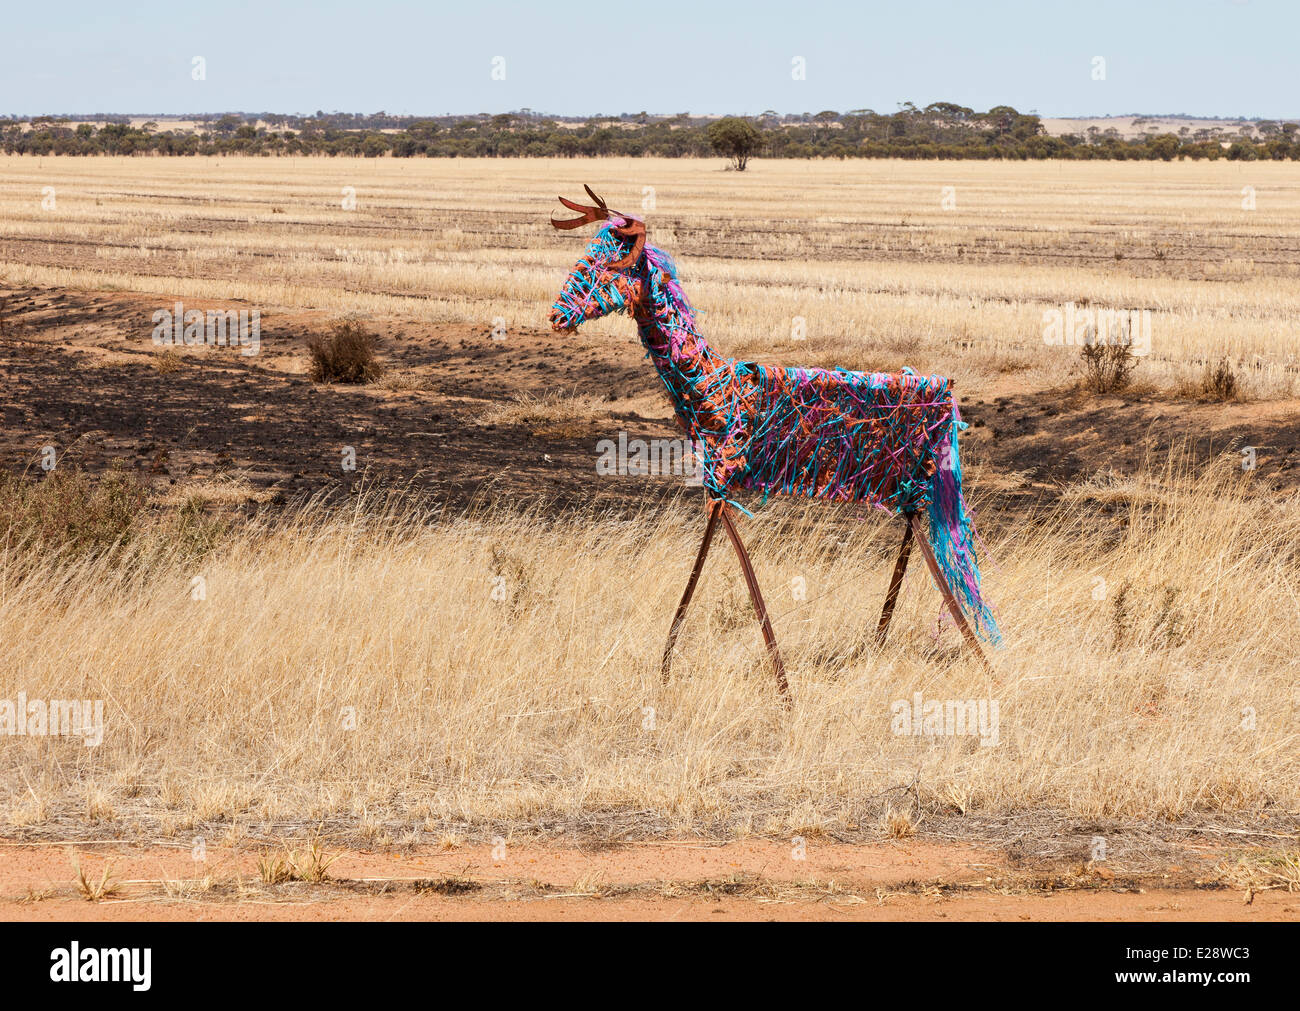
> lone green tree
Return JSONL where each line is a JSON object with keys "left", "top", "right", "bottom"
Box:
{"left": 707, "top": 117, "right": 762, "bottom": 170}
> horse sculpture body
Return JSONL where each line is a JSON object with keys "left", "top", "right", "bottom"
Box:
{"left": 549, "top": 187, "right": 1000, "bottom": 699}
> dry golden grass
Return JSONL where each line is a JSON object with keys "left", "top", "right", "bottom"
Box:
{"left": 256, "top": 841, "right": 339, "bottom": 884}
{"left": 71, "top": 855, "right": 120, "bottom": 902}
{"left": 1213, "top": 850, "right": 1300, "bottom": 896}
{"left": 0, "top": 450, "right": 1296, "bottom": 839}
{"left": 477, "top": 391, "right": 609, "bottom": 436}
{"left": 153, "top": 348, "right": 182, "bottom": 375}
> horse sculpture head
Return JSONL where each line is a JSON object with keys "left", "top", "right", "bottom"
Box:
{"left": 548, "top": 186, "right": 648, "bottom": 333}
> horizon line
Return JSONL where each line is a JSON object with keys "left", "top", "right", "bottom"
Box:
{"left": 8, "top": 109, "right": 1298, "bottom": 123}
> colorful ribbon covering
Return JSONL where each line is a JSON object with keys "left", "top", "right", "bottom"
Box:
{"left": 552, "top": 220, "right": 1000, "bottom": 644}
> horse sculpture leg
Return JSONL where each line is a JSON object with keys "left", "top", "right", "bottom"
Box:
{"left": 909, "top": 514, "right": 992, "bottom": 672}
{"left": 718, "top": 507, "right": 789, "bottom": 700}
{"left": 660, "top": 500, "right": 788, "bottom": 701}
{"left": 661, "top": 498, "right": 724, "bottom": 684}
{"left": 874, "top": 518, "right": 914, "bottom": 646}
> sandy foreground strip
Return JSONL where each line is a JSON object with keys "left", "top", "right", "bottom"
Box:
{"left": 1, "top": 839, "right": 1294, "bottom": 922}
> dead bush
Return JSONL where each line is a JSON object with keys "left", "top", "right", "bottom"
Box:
{"left": 1079, "top": 340, "right": 1136, "bottom": 394}
{"left": 154, "top": 348, "right": 183, "bottom": 374}
{"left": 306, "top": 322, "right": 383, "bottom": 384}
{"left": 0, "top": 464, "right": 148, "bottom": 555}
{"left": 1200, "top": 358, "right": 1239, "bottom": 401}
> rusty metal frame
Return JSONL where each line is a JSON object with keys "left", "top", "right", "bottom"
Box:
{"left": 909, "top": 513, "right": 992, "bottom": 672}
{"left": 661, "top": 503, "right": 990, "bottom": 704}
{"left": 874, "top": 518, "right": 914, "bottom": 646}
{"left": 718, "top": 506, "right": 788, "bottom": 699}
{"left": 661, "top": 498, "right": 723, "bottom": 684}
{"left": 661, "top": 498, "right": 788, "bottom": 699}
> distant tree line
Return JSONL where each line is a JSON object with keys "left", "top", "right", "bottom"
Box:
{"left": 4, "top": 105, "right": 1297, "bottom": 161}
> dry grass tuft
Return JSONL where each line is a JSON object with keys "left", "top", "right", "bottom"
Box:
{"left": 478, "top": 391, "right": 607, "bottom": 438}
{"left": 72, "top": 856, "right": 121, "bottom": 902}
{"left": 881, "top": 806, "right": 918, "bottom": 839}
{"left": 1200, "top": 359, "right": 1240, "bottom": 402}
{"left": 0, "top": 465, "right": 148, "bottom": 556}
{"left": 307, "top": 321, "right": 384, "bottom": 384}
{"left": 1213, "top": 851, "right": 1300, "bottom": 897}
{"left": 255, "top": 841, "right": 340, "bottom": 884}
{"left": 154, "top": 348, "right": 182, "bottom": 374}
{"left": 256, "top": 853, "right": 293, "bottom": 885}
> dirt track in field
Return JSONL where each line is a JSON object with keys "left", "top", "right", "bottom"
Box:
{"left": 2, "top": 284, "right": 1299, "bottom": 523}
{"left": 3, "top": 839, "right": 1294, "bottom": 922}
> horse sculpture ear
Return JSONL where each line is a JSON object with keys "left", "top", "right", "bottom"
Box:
{"left": 551, "top": 185, "right": 610, "bottom": 230}
{"left": 606, "top": 218, "right": 645, "bottom": 270}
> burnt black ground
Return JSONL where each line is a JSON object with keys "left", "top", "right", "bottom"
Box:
{"left": 3, "top": 284, "right": 1298, "bottom": 527}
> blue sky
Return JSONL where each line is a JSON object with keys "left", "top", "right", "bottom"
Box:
{"left": 5, "top": 0, "right": 1294, "bottom": 118}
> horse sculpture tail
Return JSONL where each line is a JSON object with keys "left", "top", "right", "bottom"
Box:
{"left": 926, "top": 401, "right": 1002, "bottom": 646}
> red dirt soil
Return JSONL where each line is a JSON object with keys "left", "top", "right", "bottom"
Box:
{"left": 2, "top": 839, "right": 1293, "bottom": 922}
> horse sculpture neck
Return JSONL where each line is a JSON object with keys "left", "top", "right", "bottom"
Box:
{"left": 630, "top": 247, "right": 741, "bottom": 449}
{"left": 633, "top": 247, "right": 708, "bottom": 359}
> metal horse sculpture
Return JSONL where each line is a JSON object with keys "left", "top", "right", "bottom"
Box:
{"left": 549, "top": 187, "right": 1001, "bottom": 699}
